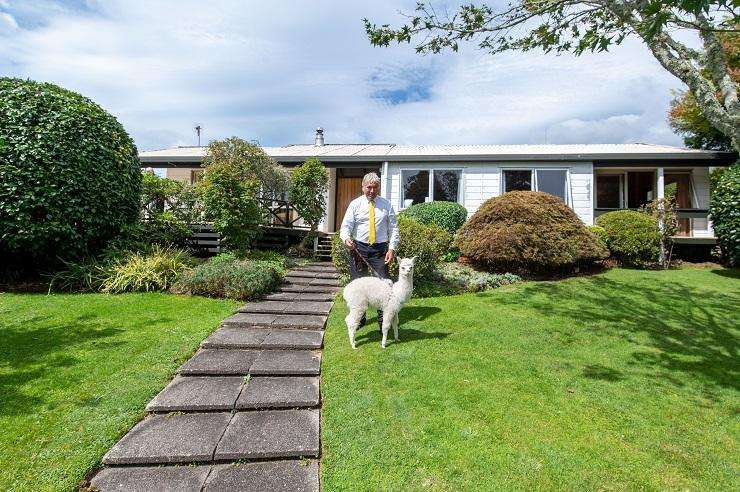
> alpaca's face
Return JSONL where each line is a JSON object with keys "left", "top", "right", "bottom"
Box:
{"left": 398, "top": 257, "right": 416, "bottom": 277}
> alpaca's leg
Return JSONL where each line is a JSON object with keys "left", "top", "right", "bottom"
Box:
{"left": 393, "top": 313, "right": 400, "bottom": 341}
{"left": 345, "top": 310, "right": 361, "bottom": 349}
{"left": 381, "top": 314, "right": 393, "bottom": 348}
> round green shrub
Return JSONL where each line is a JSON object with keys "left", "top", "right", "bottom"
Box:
{"left": 595, "top": 210, "right": 661, "bottom": 266}
{"left": 455, "top": 191, "right": 608, "bottom": 274}
{"left": 400, "top": 201, "right": 468, "bottom": 233}
{"left": 588, "top": 225, "right": 608, "bottom": 249}
{"left": 331, "top": 215, "right": 452, "bottom": 280}
{"left": 0, "top": 78, "right": 141, "bottom": 267}
{"left": 709, "top": 164, "right": 740, "bottom": 266}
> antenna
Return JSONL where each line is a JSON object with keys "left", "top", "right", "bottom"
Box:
{"left": 194, "top": 125, "right": 202, "bottom": 146}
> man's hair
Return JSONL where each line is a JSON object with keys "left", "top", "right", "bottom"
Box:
{"left": 362, "top": 172, "right": 381, "bottom": 186}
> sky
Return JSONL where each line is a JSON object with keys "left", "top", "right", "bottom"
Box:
{"left": 0, "top": 0, "right": 690, "bottom": 151}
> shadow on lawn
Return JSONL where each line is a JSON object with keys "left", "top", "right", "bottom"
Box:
{"left": 483, "top": 275, "right": 739, "bottom": 395}
{"left": 0, "top": 315, "right": 124, "bottom": 416}
{"left": 353, "top": 306, "right": 450, "bottom": 347}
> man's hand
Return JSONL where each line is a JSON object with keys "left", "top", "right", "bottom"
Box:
{"left": 385, "top": 249, "right": 395, "bottom": 264}
{"left": 344, "top": 238, "right": 356, "bottom": 250}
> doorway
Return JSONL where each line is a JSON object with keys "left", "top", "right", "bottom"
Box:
{"left": 665, "top": 173, "right": 692, "bottom": 236}
{"left": 334, "top": 168, "right": 381, "bottom": 231}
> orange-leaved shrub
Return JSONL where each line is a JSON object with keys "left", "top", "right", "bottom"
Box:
{"left": 455, "top": 191, "right": 608, "bottom": 274}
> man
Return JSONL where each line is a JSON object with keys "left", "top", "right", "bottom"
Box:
{"left": 339, "top": 172, "right": 400, "bottom": 329}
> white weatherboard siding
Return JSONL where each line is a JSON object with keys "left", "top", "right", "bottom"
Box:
{"left": 386, "top": 161, "right": 594, "bottom": 225}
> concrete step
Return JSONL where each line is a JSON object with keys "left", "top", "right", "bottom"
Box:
{"left": 178, "top": 349, "right": 321, "bottom": 376}
{"left": 278, "top": 284, "right": 339, "bottom": 294}
{"left": 284, "top": 277, "right": 340, "bottom": 286}
{"left": 286, "top": 269, "right": 340, "bottom": 279}
{"left": 238, "top": 300, "right": 333, "bottom": 316}
{"left": 263, "top": 291, "right": 336, "bottom": 302}
{"left": 92, "top": 461, "right": 319, "bottom": 492}
{"left": 102, "top": 410, "right": 320, "bottom": 464}
{"left": 145, "top": 375, "right": 320, "bottom": 413}
{"left": 221, "top": 312, "right": 328, "bottom": 330}
{"left": 202, "top": 327, "right": 324, "bottom": 350}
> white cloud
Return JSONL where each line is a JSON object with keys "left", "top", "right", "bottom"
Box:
{"left": 0, "top": 0, "right": 688, "bottom": 150}
{"left": 0, "top": 11, "right": 18, "bottom": 31}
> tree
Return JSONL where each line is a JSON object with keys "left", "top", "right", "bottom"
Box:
{"left": 198, "top": 137, "right": 289, "bottom": 253}
{"left": 288, "top": 157, "right": 329, "bottom": 250}
{"left": 669, "top": 30, "right": 738, "bottom": 150}
{"left": 0, "top": 77, "right": 141, "bottom": 271}
{"left": 365, "top": 1, "right": 740, "bottom": 152}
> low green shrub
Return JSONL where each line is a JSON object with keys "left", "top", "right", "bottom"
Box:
{"left": 101, "top": 246, "right": 193, "bottom": 293}
{"left": 595, "top": 210, "right": 661, "bottom": 266}
{"left": 400, "top": 201, "right": 468, "bottom": 234}
{"left": 141, "top": 212, "right": 192, "bottom": 248}
{"left": 172, "top": 257, "right": 283, "bottom": 300}
{"left": 456, "top": 191, "right": 608, "bottom": 274}
{"left": 588, "top": 225, "right": 608, "bottom": 249}
{"left": 433, "top": 263, "right": 521, "bottom": 292}
{"left": 331, "top": 216, "right": 452, "bottom": 280}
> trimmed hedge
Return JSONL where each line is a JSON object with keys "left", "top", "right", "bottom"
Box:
{"left": 455, "top": 191, "right": 607, "bottom": 274}
{"left": 0, "top": 78, "right": 141, "bottom": 267}
{"left": 331, "top": 215, "right": 452, "bottom": 280}
{"left": 709, "top": 164, "right": 740, "bottom": 266}
{"left": 595, "top": 210, "right": 661, "bottom": 266}
{"left": 400, "top": 201, "right": 468, "bottom": 234}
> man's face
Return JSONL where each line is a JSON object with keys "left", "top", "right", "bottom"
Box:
{"left": 362, "top": 181, "right": 380, "bottom": 200}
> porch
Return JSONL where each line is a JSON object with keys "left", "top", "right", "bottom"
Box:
{"left": 593, "top": 164, "right": 715, "bottom": 242}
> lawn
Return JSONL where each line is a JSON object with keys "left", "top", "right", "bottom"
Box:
{"left": 0, "top": 292, "right": 238, "bottom": 491}
{"left": 321, "top": 267, "right": 740, "bottom": 491}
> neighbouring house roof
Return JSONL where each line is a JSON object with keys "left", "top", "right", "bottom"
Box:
{"left": 139, "top": 142, "right": 736, "bottom": 166}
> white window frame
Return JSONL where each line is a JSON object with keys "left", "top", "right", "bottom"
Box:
{"left": 500, "top": 168, "right": 572, "bottom": 206}
{"left": 399, "top": 167, "right": 465, "bottom": 210}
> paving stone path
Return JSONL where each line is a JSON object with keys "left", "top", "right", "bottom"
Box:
{"left": 91, "top": 262, "right": 339, "bottom": 492}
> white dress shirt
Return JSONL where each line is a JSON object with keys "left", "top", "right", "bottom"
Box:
{"left": 339, "top": 195, "right": 400, "bottom": 250}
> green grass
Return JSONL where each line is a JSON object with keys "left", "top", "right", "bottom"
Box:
{"left": 321, "top": 267, "right": 740, "bottom": 491}
{"left": 0, "top": 292, "right": 238, "bottom": 491}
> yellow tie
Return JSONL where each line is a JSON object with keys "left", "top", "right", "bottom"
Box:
{"left": 368, "top": 200, "right": 376, "bottom": 245}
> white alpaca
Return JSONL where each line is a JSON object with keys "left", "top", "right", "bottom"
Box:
{"left": 343, "top": 257, "right": 416, "bottom": 349}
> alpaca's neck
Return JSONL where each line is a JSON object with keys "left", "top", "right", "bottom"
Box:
{"left": 393, "top": 274, "right": 413, "bottom": 301}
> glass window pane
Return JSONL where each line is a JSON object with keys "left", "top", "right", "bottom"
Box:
{"left": 402, "top": 170, "right": 429, "bottom": 207}
{"left": 596, "top": 175, "right": 621, "bottom": 208}
{"left": 433, "top": 170, "right": 461, "bottom": 202}
{"left": 535, "top": 169, "right": 567, "bottom": 202}
{"left": 504, "top": 170, "right": 532, "bottom": 192}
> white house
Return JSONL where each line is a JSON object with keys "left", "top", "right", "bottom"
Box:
{"left": 139, "top": 129, "right": 736, "bottom": 244}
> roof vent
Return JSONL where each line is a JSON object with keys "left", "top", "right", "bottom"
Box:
{"left": 314, "top": 127, "right": 324, "bottom": 147}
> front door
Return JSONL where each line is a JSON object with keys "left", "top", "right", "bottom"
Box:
{"left": 335, "top": 176, "right": 363, "bottom": 231}
{"left": 665, "top": 173, "right": 692, "bottom": 236}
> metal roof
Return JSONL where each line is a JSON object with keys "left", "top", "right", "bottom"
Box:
{"left": 139, "top": 143, "right": 735, "bottom": 165}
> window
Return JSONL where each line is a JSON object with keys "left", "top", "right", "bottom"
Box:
{"left": 503, "top": 169, "right": 568, "bottom": 203}
{"left": 401, "top": 169, "right": 462, "bottom": 208}
{"left": 596, "top": 175, "right": 622, "bottom": 208}
{"left": 503, "top": 170, "right": 532, "bottom": 192}
{"left": 535, "top": 169, "right": 567, "bottom": 202}
{"left": 402, "top": 170, "right": 429, "bottom": 207}
{"left": 433, "top": 170, "right": 461, "bottom": 202}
